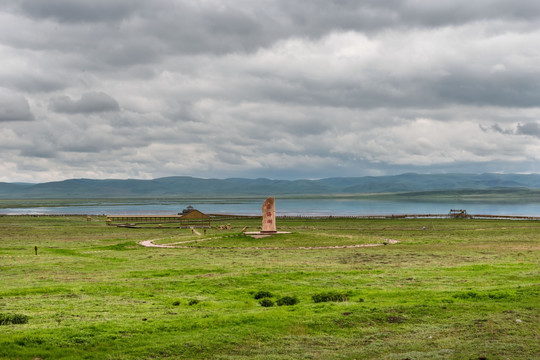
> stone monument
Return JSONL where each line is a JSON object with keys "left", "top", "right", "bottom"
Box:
{"left": 244, "top": 196, "right": 290, "bottom": 238}
{"left": 261, "top": 197, "right": 276, "bottom": 233}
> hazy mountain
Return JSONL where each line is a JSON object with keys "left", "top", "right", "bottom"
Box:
{"left": 1, "top": 173, "right": 540, "bottom": 199}
{"left": 0, "top": 182, "right": 33, "bottom": 196}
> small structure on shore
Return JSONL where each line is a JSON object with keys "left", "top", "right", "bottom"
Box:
{"left": 449, "top": 209, "right": 470, "bottom": 219}
{"left": 178, "top": 206, "right": 210, "bottom": 222}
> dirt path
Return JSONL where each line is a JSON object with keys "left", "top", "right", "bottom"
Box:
{"left": 139, "top": 238, "right": 400, "bottom": 250}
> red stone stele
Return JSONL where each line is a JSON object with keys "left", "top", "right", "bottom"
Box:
{"left": 261, "top": 196, "right": 277, "bottom": 233}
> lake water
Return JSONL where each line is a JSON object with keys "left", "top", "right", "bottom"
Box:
{"left": 2, "top": 198, "right": 540, "bottom": 216}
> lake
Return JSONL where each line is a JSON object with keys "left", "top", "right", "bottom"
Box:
{"left": 2, "top": 198, "right": 540, "bottom": 216}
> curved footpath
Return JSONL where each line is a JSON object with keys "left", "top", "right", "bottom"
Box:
{"left": 139, "top": 238, "right": 400, "bottom": 250}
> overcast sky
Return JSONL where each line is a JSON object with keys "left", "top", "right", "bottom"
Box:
{"left": 1, "top": 0, "right": 540, "bottom": 182}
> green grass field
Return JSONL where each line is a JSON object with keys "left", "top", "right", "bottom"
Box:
{"left": 0, "top": 215, "right": 538, "bottom": 359}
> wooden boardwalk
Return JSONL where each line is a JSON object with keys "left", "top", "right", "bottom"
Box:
{"left": 106, "top": 213, "right": 540, "bottom": 223}
{"left": 281, "top": 214, "right": 540, "bottom": 220}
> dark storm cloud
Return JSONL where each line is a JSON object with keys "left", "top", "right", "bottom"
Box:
{"left": 10, "top": 0, "right": 540, "bottom": 28}
{"left": 487, "top": 124, "right": 513, "bottom": 135}
{"left": 435, "top": 72, "right": 540, "bottom": 108}
{"left": 486, "top": 122, "right": 540, "bottom": 139}
{"left": 19, "top": 145, "right": 57, "bottom": 159}
{"left": 0, "top": 91, "right": 34, "bottom": 121}
{"left": 4, "top": 75, "right": 68, "bottom": 93}
{"left": 517, "top": 123, "right": 540, "bottom": 138}
{"left": 283, "top": 0, "right": 540, "bottom": 30}
{"left": 50, "top": 92, "right": 120, "bottom": 114}
{"left": 14, "top": 0, "right": 145, "bottom": 23}
{"left": 393, "top": 1, "right": 540, "bottom": 26}
{"left": 4, "top": 0, "right": 539, "bottom": 61}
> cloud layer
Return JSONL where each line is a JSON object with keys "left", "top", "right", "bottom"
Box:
{"left": 0, "top": 90, "right": 34, "bottom": 122}
{"left": 1, "top": 0, "right": 540, "bottom": 182}
{"left": 50, "top": 92, "right": 120, "bottom": 114}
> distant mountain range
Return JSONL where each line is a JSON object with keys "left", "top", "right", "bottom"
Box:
{"left": 1, "top": 173, "right": 540, "bottom": 199}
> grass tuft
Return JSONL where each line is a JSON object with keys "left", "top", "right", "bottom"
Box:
{"left": 312, "top": 292, "right": 349, "bottom": 303}
{"left": 0, "top": 313, "right": 29, "bottom": 325}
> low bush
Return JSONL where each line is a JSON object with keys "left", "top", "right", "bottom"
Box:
{"left": 0, "top": 313, "right": 29, "bottom": 325}
{"left": 312, "top": 292, "right": 349, "bottom": 303}
{"left": 254, "top": 290, "right": 273, "bottom": 299}
{"left": 276, "top": 296, "right": 299, "bottom": 306}
{"left": 259, "top": 299, "right": 275, "bottom": 307}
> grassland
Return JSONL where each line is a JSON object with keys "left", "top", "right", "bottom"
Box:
{"left": 0, "top": 215, "right": 538, "bottom": 359}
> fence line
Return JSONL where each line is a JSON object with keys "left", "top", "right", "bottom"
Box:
{"left": 2, "top": 213, "right": 540, "bottom": 220}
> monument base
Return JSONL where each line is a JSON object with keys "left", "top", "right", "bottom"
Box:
{"left": 244, "top": 231, "right": 291, "bottom": 239}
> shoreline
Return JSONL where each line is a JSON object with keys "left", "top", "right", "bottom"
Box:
{"left": 2, "top": 213, "right": 540, "bottom": 220}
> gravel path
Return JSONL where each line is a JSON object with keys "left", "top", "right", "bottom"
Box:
{"left": 139, "top": 238, "right": 400, "bottom": 250}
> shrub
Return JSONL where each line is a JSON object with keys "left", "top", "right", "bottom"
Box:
{"left": 0, "top": 313, "right": 29, "bottom": 325}
{"left": 259, "top": 299, "right": 275, "bottom": 307}
{"left": 312, "top": 292, "right": 349, "bottom": 303}
{"left": 276, "top": 296, "right": 299, "bottom": 306}
{"left": 254, "top": 290, "right": 273, "bottom": 300}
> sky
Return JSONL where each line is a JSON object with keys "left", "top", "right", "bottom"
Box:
{"left": 1, "top": 0, "right": 540, "bottom": 183}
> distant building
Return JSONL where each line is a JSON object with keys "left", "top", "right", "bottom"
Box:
{"left": 180, "top": 205, "right": 195, "bottom": 215}
{"left": 178, "top": 206, "right": 211, "bottom": 227}
{"left": 179, "top": 207, "right": 210, "bottom": 220}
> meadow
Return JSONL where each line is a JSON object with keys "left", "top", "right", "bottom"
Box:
{"left": 0, "top": 215, "right": 538, "bottom": 359}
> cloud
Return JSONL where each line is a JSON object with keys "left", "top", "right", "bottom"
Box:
{"left": 13, "top": 0, "right": 145, "bottom": 23}
{"left": 50, "top": 92, "right": 120, "bottom": 114}
{"left": 0, "top": 90, "right": 34, "bottom": 121}
{"left": 1, "top": 1, "right": 540, "bottom": 182}
{"left": 516, "top": 122, "right": 540, "bottom": 138}
{"left": 486, "top": 122, "right": 540, "bottom": 139}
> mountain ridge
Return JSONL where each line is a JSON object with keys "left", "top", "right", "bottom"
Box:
{"left": 1, "top": 173, "right": 540, "bottom": 199}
